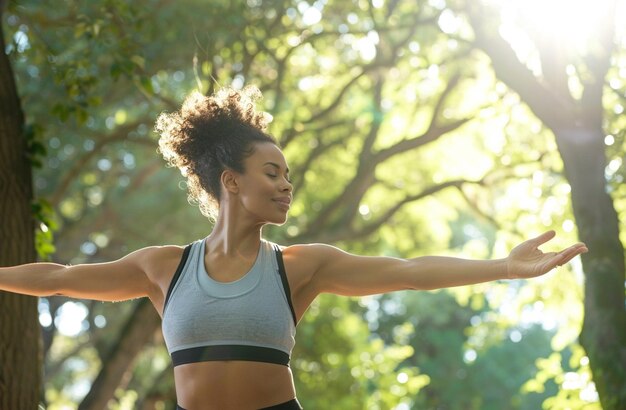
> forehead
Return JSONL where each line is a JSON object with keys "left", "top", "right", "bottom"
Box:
{"left": 248, "top": 142, "right": 289, "bottom": 169}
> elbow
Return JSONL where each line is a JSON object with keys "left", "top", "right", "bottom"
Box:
{"left": 405, "top": 283, "right": 434, "bottom": 292}
{"left": 40, "top": 266, "right": 68, "bottom": 297}
{"left": 403, "top": 258, "right": 434, "bottom": 291}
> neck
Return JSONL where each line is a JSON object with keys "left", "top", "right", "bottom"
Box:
{"left": 206, "top": 204, "right": 264, "bottom": 257}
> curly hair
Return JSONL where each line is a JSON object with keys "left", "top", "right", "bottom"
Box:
{"left": 155, "top": 85, "right": 277, "bottom": 220}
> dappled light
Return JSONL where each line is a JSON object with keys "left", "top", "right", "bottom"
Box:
{"left": 493, "top": 0, "right": 614, "bottom": 47}
{"left": 0, "top": 0, "right": 624, "bottom": 409}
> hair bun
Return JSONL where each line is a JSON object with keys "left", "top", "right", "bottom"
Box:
{"left": 155, "top": 85, "right": 276, "bottom": 220}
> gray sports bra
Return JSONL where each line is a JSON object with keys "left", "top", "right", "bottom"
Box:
{"left": 161, "top": 238, "right": 297, "bottom": 367}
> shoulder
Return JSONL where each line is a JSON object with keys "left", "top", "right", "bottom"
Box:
{"left": 131, "top": 244, "right": 193, "bottom": 312}
{"left": 281, "top": 243, "right": 346, "bottom": 258}
{"left": 278, "top": 243, "right": 346, "bottom": 275}
{"left": 137, "top": 244, "right": 189, "bottom": 277}
{"left": 116, "top": 244, "right": 190, "bottom": 291}
{"left": 273, "top": 243, "right": 345, "bottom": 311}
{"left": 124, "top": 244, "right": 186, "bottom": 266}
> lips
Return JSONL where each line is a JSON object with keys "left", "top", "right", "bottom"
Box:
{"left": 273, "top": 197, "right": 291, "bottom": 209}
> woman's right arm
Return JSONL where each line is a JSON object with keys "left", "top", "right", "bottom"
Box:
{"left": 0, "top": 246, "right": 165, "bottom": 302}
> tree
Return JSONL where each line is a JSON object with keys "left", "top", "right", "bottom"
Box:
{"left": 458, "top": 2, "right": 626, "bottom": 407}
{"left": 3, "top": 0, "right": 624, "bottom": 408}
{"left": 0, "top": 1, "right": 42, "bottom": 408}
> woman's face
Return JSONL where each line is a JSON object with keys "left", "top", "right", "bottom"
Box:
{"left": 234, "top": 142, "right": 293, "bottom": 225}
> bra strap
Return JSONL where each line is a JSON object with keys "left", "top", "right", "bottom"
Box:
{"left": 273, "top": 244, "right": 297, "bottom": 325}
{"left": 163, "top": 243, "right": 193, "bottom": 313}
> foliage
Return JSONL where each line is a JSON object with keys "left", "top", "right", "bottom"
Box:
{"left": 293, "top": 295, "right": 429, "bottom": 409}
{"left": 2, "top": 0, "right": 624, "bottom": 408}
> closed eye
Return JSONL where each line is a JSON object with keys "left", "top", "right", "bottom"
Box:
{"left": 267, "top": 173, "right": 291, "bottom": 183}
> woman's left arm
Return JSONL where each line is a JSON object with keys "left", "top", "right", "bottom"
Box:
{"left": 305, "top": 230, "right": 587, "bottom": 297}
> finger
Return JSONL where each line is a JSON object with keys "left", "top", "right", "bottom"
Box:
{"left": 530, "top": 230, "right": 556, "bottom": 247}
{"left": 555, "top": 244, "right": 588, "bottom": 266}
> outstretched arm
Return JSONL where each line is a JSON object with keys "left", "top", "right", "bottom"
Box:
{"left": 303, "top": 230, "right": 587, "bottom": 297}
{"left": 0, "top": 246, "right": 163, "bottom": 302}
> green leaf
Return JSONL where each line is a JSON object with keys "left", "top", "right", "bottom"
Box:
{"left": 131, "top": 55, "right": 145, "bottom": 70}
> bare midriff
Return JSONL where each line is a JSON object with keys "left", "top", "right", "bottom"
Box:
{"left": 173, "top": 361, "right": 296, "bottom": 410}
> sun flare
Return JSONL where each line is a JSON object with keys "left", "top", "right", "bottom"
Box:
{"left": 488, "top": 0, "right": 619, "bottom": 50}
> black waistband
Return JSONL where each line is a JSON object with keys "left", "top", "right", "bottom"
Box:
{"left": 171, "top": 344, "right": 290, "bottom": 367}
{"left": 177, "top": 398, "right": 302, "bottom": 410}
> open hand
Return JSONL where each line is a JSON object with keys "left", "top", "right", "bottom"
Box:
{"left": 506, "top": 230, "right": 588, "bottom": 279}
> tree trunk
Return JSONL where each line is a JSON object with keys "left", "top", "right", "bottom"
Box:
{"left": 465, "top": 2, "right": 626, "bottom": 406}
{"left": 0, "top": 12, "right": 43, "bottom": 410}
{"left": 554, "top": 127, "right": 626, "bottom": 409}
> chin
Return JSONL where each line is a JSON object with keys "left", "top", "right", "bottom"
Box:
{"left": 270, "top": 218, "right": 289, "bottom": 226}
{"left": 267, "top": 213, "right": 289, "bottom": 226}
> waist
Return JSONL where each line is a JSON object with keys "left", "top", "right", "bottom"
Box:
{"left": 177, "top": 398, "right": 302, "bottom": 410}
{"left": 170, "top": 344, "right": 291, "bottom": 367}
{"left": 174, "top": 361, "right": 296, "bottom": 409}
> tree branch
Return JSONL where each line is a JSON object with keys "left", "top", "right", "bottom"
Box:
{"left": 374, "top": 116, "right": 470, "bottom": 165}
{"left": 428, "top": 73, "right": 461, "bottom": 131}
{"left": 304, "top": 80, "right": 385, "bottom": 233}
{"left": 306, "top": 69, "right": 468, "bottom": 236}
{"left": 464, "top": 3, "right": 576, "bottom": 129}
{"left": 291, "top": 134, "right": 347, "bottom": 190}
{"left": 580, "top": 0, "right": 617, "bottom": 128}
{"left": 49, "top": 121, "right": 152, "bottom": 207}
{"left": 295, "top": 178, "right": 482, "bottom": 243}
{"left": 43, "top": 335, "right": 95, "bottom": 384}
{"left": 303, "top": 69, "right": 371, "bottom": 125}
{"left": 78, "top": 298, "right": 161, "bottom": 410}
{"left": 352, "top": 179, "right": 481, "bottom": 240}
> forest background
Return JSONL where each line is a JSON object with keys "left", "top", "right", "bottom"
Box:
{"left": 0, "top": 0, "right": 625, "bottom": 409}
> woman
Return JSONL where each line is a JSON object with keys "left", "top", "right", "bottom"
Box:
{"left": 0, "top": 86, "right": 587, "bottom": 410}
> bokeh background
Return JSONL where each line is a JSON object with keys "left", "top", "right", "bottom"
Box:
{"left": 1, "top": 0, "right": 625, "bottom": 409}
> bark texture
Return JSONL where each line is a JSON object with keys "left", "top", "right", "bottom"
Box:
{"left": 0, "top": 13, "right": 43, "bottom": 410}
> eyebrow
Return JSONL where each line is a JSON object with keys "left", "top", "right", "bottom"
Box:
{"left": 264, "top": 162, "right": 290, "bottom": 174}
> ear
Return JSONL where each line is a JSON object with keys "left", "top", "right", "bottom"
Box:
{"left": 221, "top": 169, "right": 240, "bottom": 195}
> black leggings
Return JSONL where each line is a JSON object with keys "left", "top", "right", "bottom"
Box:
{"left": 176, "top": 398, "right": 302, "bottom": 410}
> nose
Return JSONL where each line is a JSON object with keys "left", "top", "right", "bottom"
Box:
{"left": 281, "top": 178, "right": 293, "bottom": 193}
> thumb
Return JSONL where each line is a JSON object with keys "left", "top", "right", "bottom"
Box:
{"left": 530, "top": 230, "right": 556, "bottom": 247}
